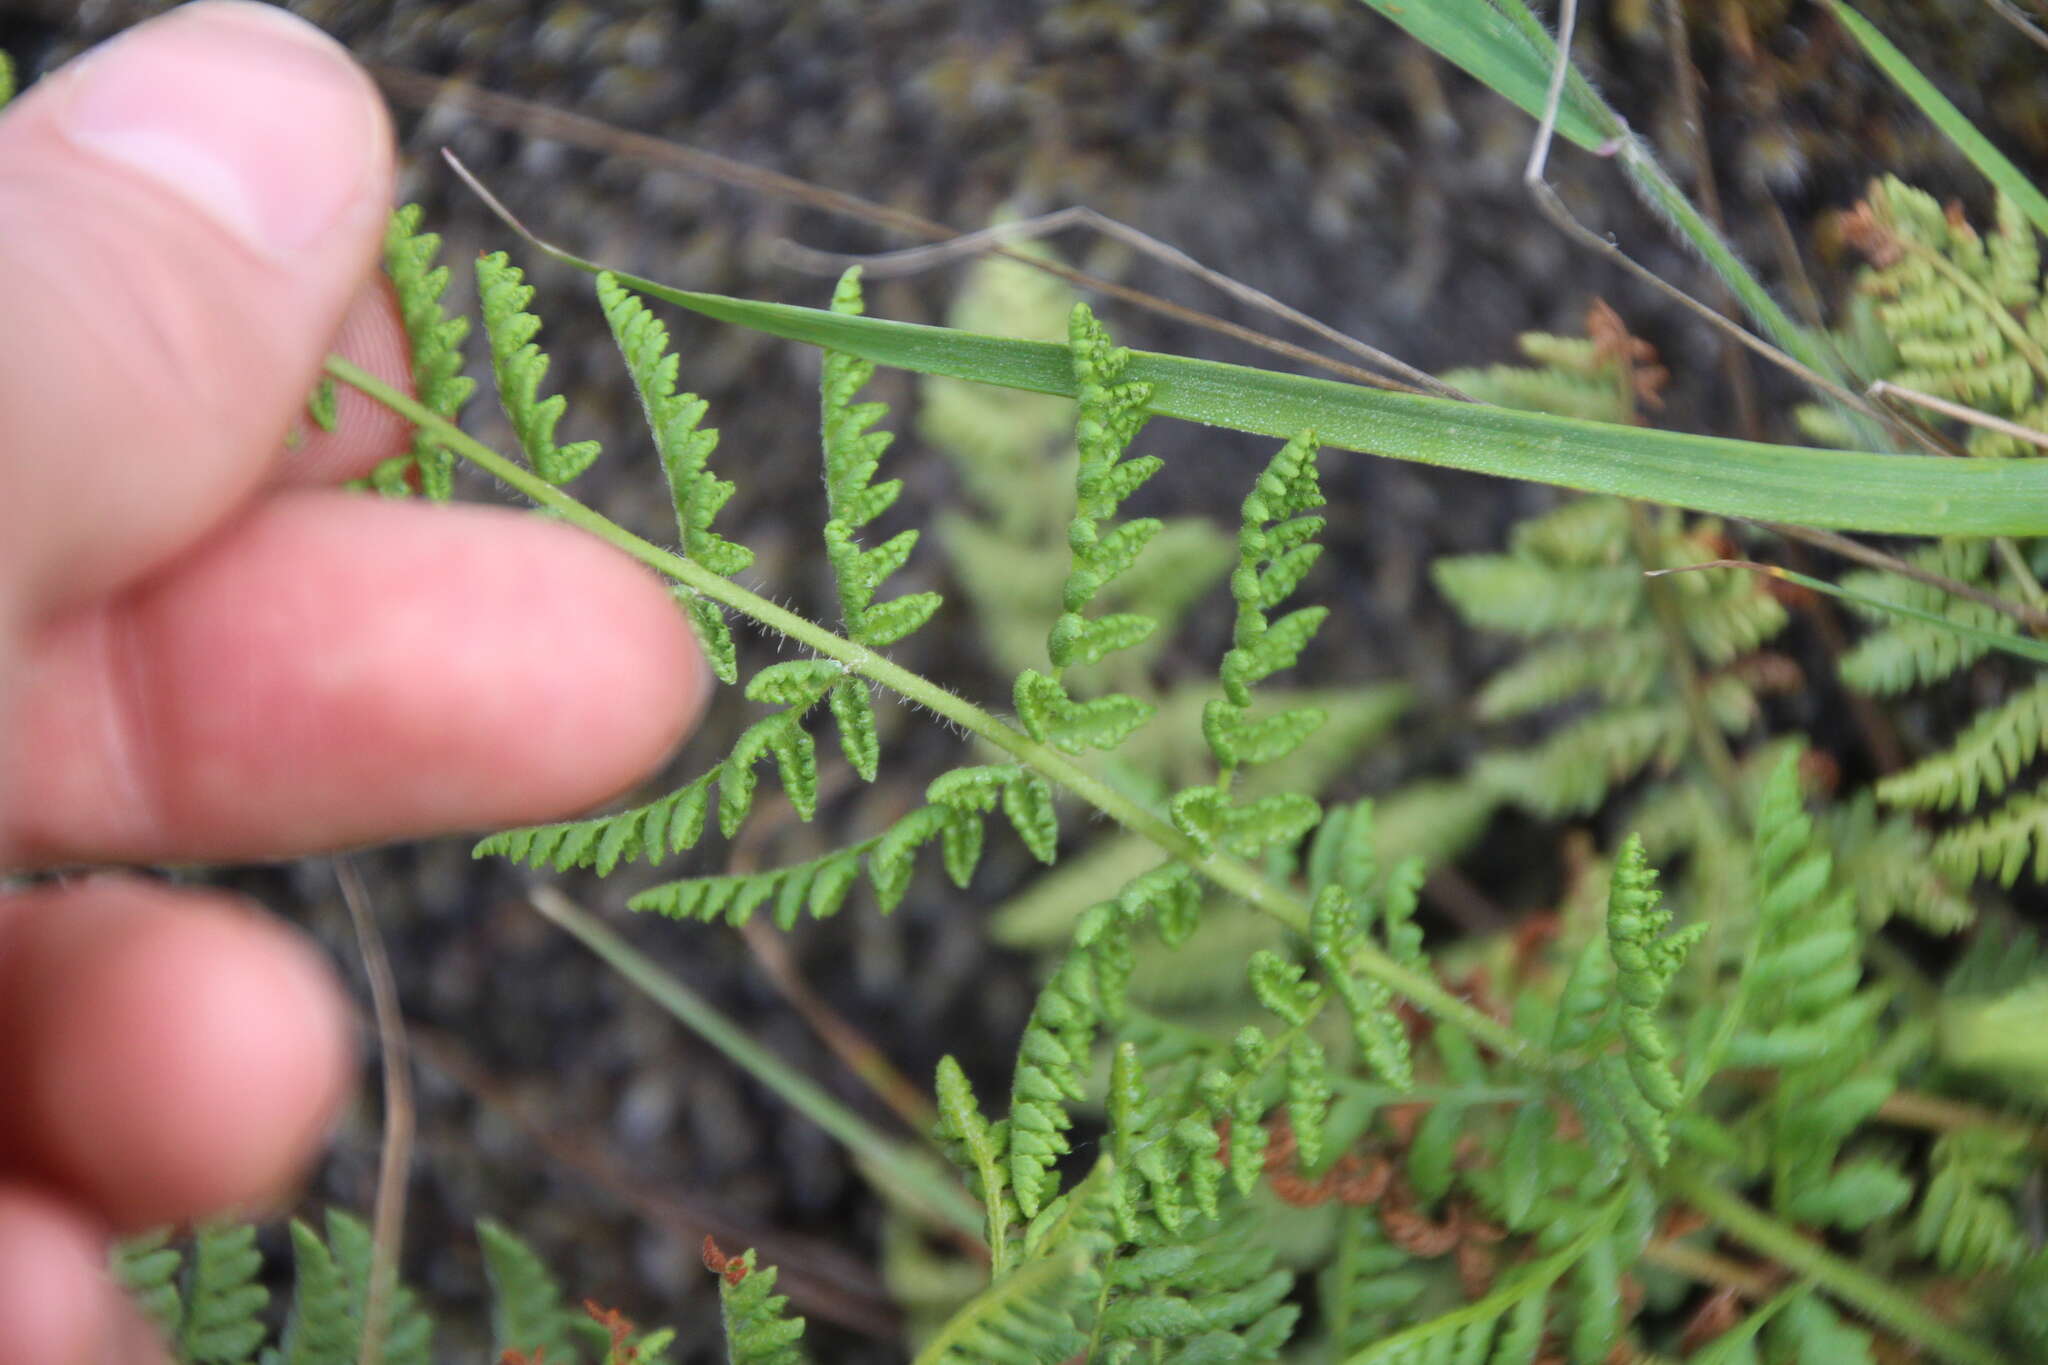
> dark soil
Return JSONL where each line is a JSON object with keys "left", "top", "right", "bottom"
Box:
{"left": 8, "top": 1, "right": 2048, "bottom": 1359}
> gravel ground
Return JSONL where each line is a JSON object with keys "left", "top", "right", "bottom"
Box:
{"left": 8, "top": 1, "right": 2048, "bottom": 1358}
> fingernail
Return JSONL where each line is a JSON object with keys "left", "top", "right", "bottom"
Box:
{"left": 57, "top": 1, "right": 380, "bottom": 263}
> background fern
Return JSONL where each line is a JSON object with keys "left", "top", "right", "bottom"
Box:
{"left": 1811, "top": 178, "right": 2048, "bottom": 895}
{"left": 112, "top": 1216, "right": 657, "bottom": 1365}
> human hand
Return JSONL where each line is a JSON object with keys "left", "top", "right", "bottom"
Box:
{"left": 0, "top": 5, "right": 706, "bottom": 1360}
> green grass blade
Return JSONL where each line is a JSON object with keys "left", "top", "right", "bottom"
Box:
{"left": 1350, "top": 0, "right": 1611, "bottom": 150}
{"left": 543, "top": 255, "right": 2048, "bottom": 535}
{"left": 525, "top": 886, "right": 985, "bottom": 1239}
{"left": 1824, "top": 0, "right": 2048, "bottom": 239}
{"left": 1355, "top": 0, "right": 1851, "bottom": 397}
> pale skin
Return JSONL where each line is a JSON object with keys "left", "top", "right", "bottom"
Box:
{"left": 0, "top": 5, "right": 706, "bottom": 1360}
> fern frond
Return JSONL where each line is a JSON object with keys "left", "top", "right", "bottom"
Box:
{"left": 1837, "top": 540, "right": 2016, "bottom": 695}
{"left": 1107, "top": 1042, "right": 1188, "bottom": 1236}
{"left": 375, "top": 205, "right": 474, "bottom": 499}
{"left": 1217, "top": 432, "right": 1328, "bottom": 703}
{"left": 482, "top": 1218, "right": 608, "bottom": 1363}
{"left": 911, "top": 1245, "right": 1100, "bottom": 1365}
{"left": 113, "top": 1228, "right": 185, "bottom": 1340}
{"left": 1840, "top": 600, "right": 2018, "bottom": 696}
{"left": 1474, "top": 631, "right": 1663, "bottom": 718}
{"left": 1707, "top": 760, "right": 1912, "bottom": 1234}
{"left": 1318, "top": 1209, "right": 1430, "bottom": 1355}
{"left": 706, "top": 1245, "right": 811, "bottom": 1365}
{"left": 1879, "top": 680, "right": 2048, "bottom": 811}
{"left": 596, "top": 271, "right": 753, "bottom": 682}
{"left": 935, "top": 1055, "right": 1015, "bottom": 1270}
{"left": 178, "top": 1223, "right": 267, "bottom": 1365}
{"left": 1061, "top": 303, "right": 1160, "bottom": 622}
{"left": 1762, "top": 1292, "right": 1878, "bottom": 1365}
{"left": 1939, "top": 977, "right": 2048, "bottom": 1099}
{"left": 476, "top": 251, "right": 601, "bottom": 484}
{"left": 1508, "top": 496, "right": 1633, "bottom": 562}
{"left": 1236, "top": 951, "right": 1344, "bottom": 1170}
{"left": 1432, "top": 555, "right": 1642, "bottom": 637}
{"left": 1441, "top": 300, "right": 1665, "bottom": 428}
{"left": 1658, "top": 540, "right": 1789, "bottom": 665}
{"left": 629, "top": 761, "right": 1059, "bottom": 928}
{"left": 1934, "top": 785, "right": 2048, "bottom": 885}
{"left": 597, "top": 272, "right": 745, "bottom": 573}
{"left": 1821, "top": 792, "right": 1975, "bottom": 933}
{"left": 1564, "top": 1227, "right": 1624, "bottom": 1365}
{"left": 999, "top": 302, "right": 1171, "bottom": 756}
{"left": 325, "top": 1212, "right": 435, "bottom": 1365}
{"left": 278, "top": 1221, "right": 352, "bottom": 1365}
{"left": 1310, "top": 884, "right": 1416, "bottom": 1092}
{"left": 1092, "top": 1211, "right": 1297, "bottom": 1361}
{"left": 1602, "top": 835, "right": 1701, "bottom": 1163}
{"left": 1913, "top": 1130, "right": 2031, "bottom": 1274}
{"left": 1168, "top": 783, "right": 1321, "bottom": 859}
{"left": 631, "top": 841, "right": 866, "bottom": 927}
{"left": 116, "top": 1218, "right": 674, "bottom": 1365}
{"left": 926, "top": 250, "right": 1233, "bottom": 690}
{"left": 821, "top": 269, "right": 901, "bottom": 528}
{"left": 1015, "top": 669, "right": 1155, "bottom": 755}
{"left": 915, "top": 1161, "right": 1116, "bottom": 1365}
{"left": 1536, "top": 838, "right": 1711, "bottom": 1174}
{"left": 1008, "top": 948, "right": 1104, "bottom": 1218}
{"left": 718, "top": 697, "right": 824, "bottom": 832}
{"left": 475, "top": 765, "right": 719, "bottom": 873}
{"left": 1843, "top": 177, "right": 2048, "bottom": 457}
{"left": 811, "top": 267, "right": 944, "bottom": 664}
{"left": 1475, "top": 704, "right": 1687, "bottom": 818}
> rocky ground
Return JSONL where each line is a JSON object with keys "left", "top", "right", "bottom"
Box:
{"left": 8, "top": 1, "right": 2048, "bottom": 1358}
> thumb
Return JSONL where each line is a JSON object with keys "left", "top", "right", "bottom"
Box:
{"left": 0, "top": 1, "right": 394, "bottom": 621}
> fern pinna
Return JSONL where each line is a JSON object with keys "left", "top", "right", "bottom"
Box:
{"left": 321, "top": 207, "right": 2048, "bottom": 1364}
{"left": 112, "top": 1215, "right": 669, "bottom": 1365}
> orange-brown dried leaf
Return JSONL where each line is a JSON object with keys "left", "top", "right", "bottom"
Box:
{"left": 1510, "top": 913, "right": 1562, "bottom": 982}
{"left": 1679, "top": 1287, "right": 1746, "bottom": 1355}
{"left": 1585, "top": 299, "right": 1669, "bottom": 413}
{"left": 1456, "top": 1238, "right": 1498, "bottom": 1298}
{"left": 1797, "top": 747, "right": 1842, "bottom": 797}
{"left": 1839, "top": 198, "right": 1903, "bottom": 267}
{"left": 1332, "top": 1154, "right": 1395, "bottom": 1207}
{"left": 584, "top": 1301, "right": 635, "bottom": 1361}
{"left": 1381, "top": 1201, "right": 1462, "bottom": 1257}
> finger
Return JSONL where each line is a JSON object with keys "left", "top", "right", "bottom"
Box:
{"left": 281, "top": 273, "right": 416, "bottom": 487}
{"left": 0, "top": 492, "right": 707, "bottom": 866}
{"left": 0, "top": 0, "right": 394, "bottom": 621}
{"left": 0, "top": 1186, "right": 156, "bottom": 1365}
{"left": 0, "top": 876, "right": 352, "bottom": 1230}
